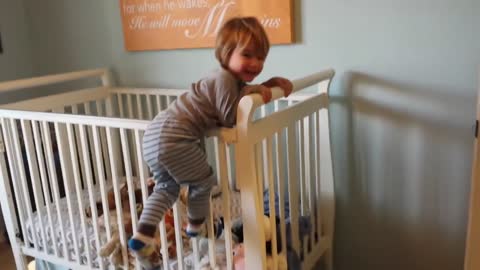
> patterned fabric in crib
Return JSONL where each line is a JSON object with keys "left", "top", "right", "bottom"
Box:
{"left": 24, "top": 184, "right": 243, "bottom": 269}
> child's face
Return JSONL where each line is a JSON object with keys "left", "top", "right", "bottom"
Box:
{"left": 228, "top": 42, "right": 265, "bottom": 82}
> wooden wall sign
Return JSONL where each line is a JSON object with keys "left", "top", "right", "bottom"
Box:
{"left": 119, "top": 0, "right": 294, "bottom": 51}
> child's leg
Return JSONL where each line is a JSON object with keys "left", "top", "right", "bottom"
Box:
{"left": 158, "top": 141, "right": 216, "bottom": 237}
{"left": 138, "top": 171, "right": 180, "bottom": 236}
{"left": 128, "top": 169, "right": 179, "bottom": 269}
{"left": 185, "top": 173, "right": 216, "bottom": 235}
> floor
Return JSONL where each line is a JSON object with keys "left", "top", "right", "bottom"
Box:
{"left": 0, "top": 242, "right": 16, "bottom": 270}
{"left": 0, "top": 242, "right": 35, "bottom": 270}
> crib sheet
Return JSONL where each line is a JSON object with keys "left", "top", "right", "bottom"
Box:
{"left": 25, "top": 181, "right": 109, "bottom": 267}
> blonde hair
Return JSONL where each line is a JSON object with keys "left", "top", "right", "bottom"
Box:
{"left": 215, "top": 17, "right": 270, "bottom": 69}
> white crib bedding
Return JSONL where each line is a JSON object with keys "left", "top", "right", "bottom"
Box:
{"left": 25, "top": 182, "right": 109, "bottom": 266}
{"left": 25, "top": 182, "right": 243, "bottom": 269}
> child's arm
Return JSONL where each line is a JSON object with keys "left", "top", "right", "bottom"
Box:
{"left": 242, "top": 76, "right": 293, "bottom": 103}
{"left": 261, "top": 77, "right": 293, "bottom": 97}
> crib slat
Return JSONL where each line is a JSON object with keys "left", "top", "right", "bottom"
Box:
{"left": 136, "top": 94, "right": 143, "bottom": 120}
{"left": 191, "top": 238, "right": 200, "bottom": 270}
{"left": 99, "top": 127, "right": 112, "bottom": 182}
{"left": 287, "top": 124, "right": 301, "bottom": 258}
{"left": 172, "top": 203, "right": 185, "bottom": 270}
{"left": 275, "top": 129, "right": 288, "bottom": 257}
{"left": 79, "top": 125, "right": 106, "bottom": 270}
{"left": 118, "top": 94, "right": 125, "bottom": 118}
{"left": 255, "top": 142, "right": 265, "bottom": 207}
{"left": 134, "top": 129, "right": 150, "bottom": 217}
{"left": 84, "top": 103, "right": 100, "bottom": 187}
{"left": 307, "top": 114, "right": 316, "bottom": 248}
{"left": 146, "top": 95, "right": 153, "bottom": 120}
{"left": 1, "top": 118, "right": 28, "bottom": 250}
{"left": 206, "top": 197, "right": 217, "bottom": 269}
{"left": 156, "top": 95, "right": 162, "bottom": 113}
{"left": 120, "top": 128, "right": 139, "bottom": 231}
{"left": 127, "top": 95, "right": 134, "bottom": 119}
{"left": 54, "top": 122, "right": 81, "bottom": 262}
{"left": 266, "top": 136, "right": 278, "bottom": 270}
{"left": 172, "top": 205, "right": 185, "bottom": 270}
{"left": 21, "top": 120, "right": 48, "bottom": 253}
{"left": 129, "top": 130, "right": 139, "bottom": 177}
{"left": 304, "top": 115, "right": 313, "bottom": 250}
{"left": 92, "top": 127, "right": 113, "bottom": 241}
{"left": 106, "top": 127, "right": 129, "bottom": 269}
{"left": 159, "top": 220, "right": 170, "bottom": 270}
{"left": 298, "top": 117, "right": 310, "bottom": 256}
{"left": 315, "top": 111, "right": 322, "bottom": 243}
{"left": 0, "top": 122, "right": 29, "bottom": 269}
{"left": 67, "top": 124, "right": 93, "bottom": 267}
{"left": 42, "top": 121, "right": 69, "bottom": 259}
{"left": 315, "top": 111, "right": 323, "bottom": 242}
{"left": 72, "top": 105, "right": 87, "bottom": 191}
{"left": 95, "top": 101, "right": 103, "bottom": 116}
{"left": 21, "top": 121, "right": 46, "bottom": 208}
{"left": 167, "top": 95, "right": 175, "bottom": 106}
{"left": 217, "top": 139, "right": 234, "bottom": 270}
{"left": 9, "top": 119, "right": 39, "bottom": 250}
{"left": 135, "top": 129, "right": 149, "bottom": 200}
{"left": 226, "top": 145, "right": 236, "bottom": 191}
{"left": 262, "top": 132, "right": 269, "bottom": 193}
{"left": 299, "top": 118, "right": 307, "bottom": 217}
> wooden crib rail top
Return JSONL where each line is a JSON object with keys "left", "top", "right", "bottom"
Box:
{"left": 0, "top": 69, "right": 110, "bottom": 93}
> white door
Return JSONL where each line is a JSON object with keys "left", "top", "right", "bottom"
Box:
{"left": 465, "top": 71, "right": 480, "bottom": 270}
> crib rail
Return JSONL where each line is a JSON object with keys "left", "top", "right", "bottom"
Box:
{"left": 0, "top": 108, "right": 240, "bottom": 270}
{"left": 235, "top": 69, "right": 335, "bottom": 270}
{"left": 0, "top": 69, "right": 110, "bottom": 93}
{"left": 107, "top": 88, "right": 187, "bottom": 120}
{"left": 0, "top": 110, "right": 149, "bottom": 268}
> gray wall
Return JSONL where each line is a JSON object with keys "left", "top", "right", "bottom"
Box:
{"left": 23, "top": 0, "right": 113, "bottom": 76}
{"left": 0, "top": 0, "right": 34, "bottom": 243}
{"left": 8, "top": 0, "right": 480, "bottom": 269}
{"left": 0, "top": 0, "right": 33, "bottom": 81}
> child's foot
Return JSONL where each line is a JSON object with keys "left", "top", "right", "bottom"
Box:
{"left": 128, "top": 236, "right": 161, "bottom": 270}
{"left": 185, "top": 222, "right": 206, "bottom": 238}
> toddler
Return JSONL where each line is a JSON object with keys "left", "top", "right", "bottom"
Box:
{"left": 128, "top": 16, "right": 293, "bottom": 269}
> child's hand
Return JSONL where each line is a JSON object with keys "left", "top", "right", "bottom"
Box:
{"left": 262, "top": 77, "right": 293, "bottom": 97}
{"left": 244, "top": 85, "right": 272, "bottom": 103}
{"left": 257, "top": 85, "right": 272, "bottom": 103}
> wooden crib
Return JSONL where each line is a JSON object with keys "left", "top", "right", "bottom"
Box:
{"left": 0, "top": 68, "right": 335, "bottom": 270}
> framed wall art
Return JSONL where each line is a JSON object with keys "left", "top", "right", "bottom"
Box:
{"left": 119, "top": 0, "right": 294, "bottom": 51}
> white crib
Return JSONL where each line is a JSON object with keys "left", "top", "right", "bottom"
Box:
{"left": 0, "top": 68, "right": 335, "bottom": 270}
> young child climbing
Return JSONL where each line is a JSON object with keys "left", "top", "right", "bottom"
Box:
{"left": 128, "top": 16, "right": 293, "bottom": 269}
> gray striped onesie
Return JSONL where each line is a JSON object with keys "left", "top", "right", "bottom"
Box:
{"left": 138, "top": 68, "right": 247, "bottom": 236}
